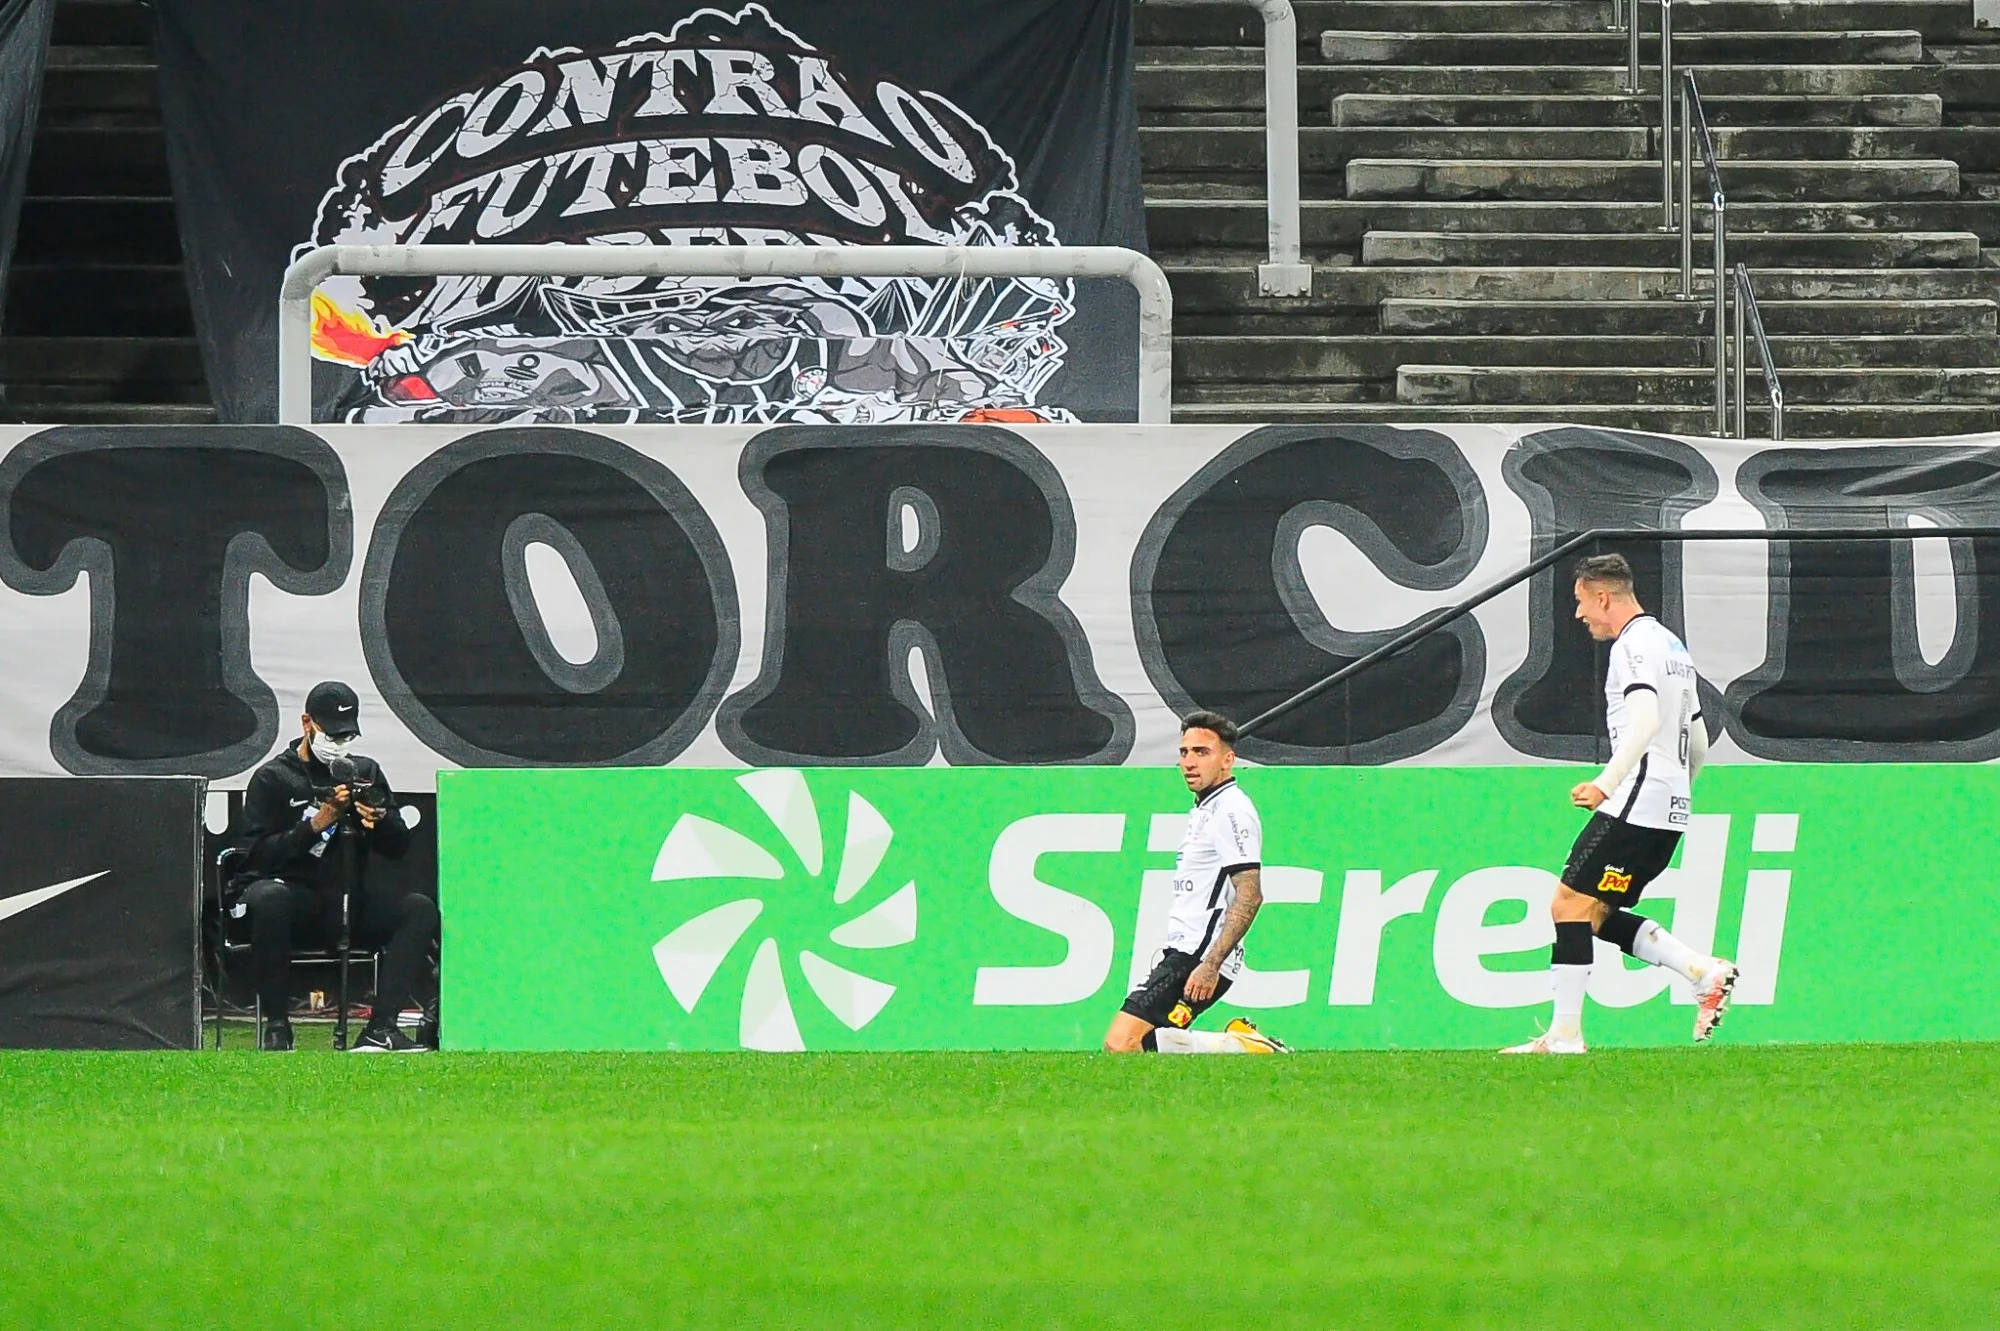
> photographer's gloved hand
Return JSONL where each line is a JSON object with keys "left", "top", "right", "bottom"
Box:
{"left": 355, "top": 798, "right": 385, "bottom": 831}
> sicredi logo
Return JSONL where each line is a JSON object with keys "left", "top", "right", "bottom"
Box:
{"left": 650, "top": 769, "right": 915, "bottom": 1050}
{"left": 970, "top": 811, "right": 1797, "bottom": 1012}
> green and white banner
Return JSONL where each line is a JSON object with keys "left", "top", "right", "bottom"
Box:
{"left": 440, "top": 764, "right": 1996, "bottom": 1050}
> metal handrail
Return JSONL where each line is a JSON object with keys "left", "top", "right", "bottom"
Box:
{"left": 1658, "top": 0, "right": 1675, "bottom": 226}
{"left": 1732, "top": 263, "right": 1786, "bottom": 441}
{"left": 1677, "top": 70, "right": 1727, "bottom": 435}
{"left": 1243, "top": 0, "right": 1312, "bottom": 296}
{"left": 277, "top": 243, "right": 1175, "bottom": 425}
{"left": 1237, "top": 524, "right": 1994, "bottom": 740}
{"left": 1613, "top": 0, "right": 1673, "bottom": 221}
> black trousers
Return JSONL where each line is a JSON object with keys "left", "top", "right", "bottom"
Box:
{"left": 242, "top": 879, "right": 438, "bottom": 1028}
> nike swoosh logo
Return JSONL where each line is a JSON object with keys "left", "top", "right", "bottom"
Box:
{"left": 290, "top": 798, "right": 311, "bottom": 807}
{"left": 0, "top": 872, "right": 110, "bottom": 925}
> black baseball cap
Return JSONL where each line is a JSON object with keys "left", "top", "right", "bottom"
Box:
{"left": 304, "top": 681, "right": 362, "bottom": 739}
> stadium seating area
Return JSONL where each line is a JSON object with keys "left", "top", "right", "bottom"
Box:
{"left": 1144, "top": 0, "right": 2000, "bottom": 435}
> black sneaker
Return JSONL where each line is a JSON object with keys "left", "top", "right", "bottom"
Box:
{"left": 350, "top": 1025, "right": 429, "bottom": 1054}
{"left": 260, "top": 1021, "right": 295, "bottom": 1052}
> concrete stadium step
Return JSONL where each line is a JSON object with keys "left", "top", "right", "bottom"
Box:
{"left": 0, "top": 337, "right": 202, "bottom": 386}
{"left": 40, "top": 64, "right": 157, "bottom": 115}
{"left": 1299, "top": 65, "right": 1947, "bottom": 99}
{"left": 2, "top": 403, "right": 218, "bottom": 425}
{"left": 43, "top": 43, "right": 148, "bottom": 68}
{"left": 1707, "top": 125, "right": 2000, "bottom": 168}
{"left": 1166, "top": 400, "right": 2000, "bottom": 437}
{"left": 1135, "top": 0, "right": 1973, "bottom": 42}
{"left": 25, "top": 127, "right": 167, "bottom": 195}
{"left": 1146, "top": 199, "right": 2000, "bottom": 252}
{"left": 1142, "top": 127, "right": 1650, "bottom": 177}
{"left": 1377, "top": 297, "right": 2000, "bottom": 335}
{"left": 16, "top": 198, "right": 179, "bottom": 264}
{"left": 8, "top": 265, "right": 193, "bottom": 337}
{"left": 1173, "top": 334, "right": 2000, "bottom": 385}
{"left": 1360, "top": 230, "right": 1983, "bottom": 268}
{"left": 51, "top": 0, "right": 150, "bottom": 46}
{"left": 1319, "top": 30, "right": 1928, "bottom": 65}
{"left": 7, "top": 380, "right": 211, "bottom": 407}
{"left": 1345, "top": 158, "right": 1958, "bottom": 201}
{"left": 1137, "top": 64, "right": 1956, "bottom": 117}
{"left": 1163, "top": 264, "right": 2000, "bottom": 313}
{"left": 1397, "top": 364, "right": 2000, "bottom": 405}
{"left": 1330, "top": 94, "right": 1944, "bottom": 128}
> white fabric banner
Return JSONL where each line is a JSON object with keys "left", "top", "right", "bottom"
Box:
{"left": 4, "top": 422, "right": 1996, "bottom": 788}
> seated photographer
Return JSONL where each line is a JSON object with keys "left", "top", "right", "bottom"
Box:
{"left": 232, "top": 681, "right": 436, "bottom": 1053}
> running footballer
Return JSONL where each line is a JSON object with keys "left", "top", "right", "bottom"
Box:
{"left": 1104, "top": 711, "right": 1287, "bottom": 1055}
{"left": 1506, "top": 554, "right": 1738, "bottom": 1055}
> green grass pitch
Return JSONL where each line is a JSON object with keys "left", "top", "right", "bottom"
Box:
{"left": 2, "top": 1044, "right": 1996, "bottom": 1327}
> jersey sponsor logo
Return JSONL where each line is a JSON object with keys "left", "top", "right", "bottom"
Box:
{"left": 1596, "top": 867, "right": 1634, "bottom": 896}
{"left": 1167, "top": 1001, "right": 1195, "bottom": 1029}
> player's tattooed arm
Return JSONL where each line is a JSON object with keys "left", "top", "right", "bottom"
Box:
{"left": 1185, "top": 868, "right": 1263, "bottom": 1002}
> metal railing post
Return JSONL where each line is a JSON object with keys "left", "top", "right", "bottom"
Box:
{"left": 1248, "top": 0, "right": 1312, "bottom": 297}
{"left": 1713, "top": 197, "right": 1727, "bottom": 435}
{"left": 277, "top": 243, "right": 1176, "bottom": 425}
{"left": 1677, "top": 75, "right": 1694, "bottom": 299}
{"left": 1625, "top": 0, "right": 1641, "bottom": 90}
{"left": 1734, "top": 262, "right": 1785, "bottom": 441}
{"left": 1658, "top": 0, "right": 1675, "bottom": 229}
{"left": 1732, "top": 271, "right": 1747, "bottom": 439}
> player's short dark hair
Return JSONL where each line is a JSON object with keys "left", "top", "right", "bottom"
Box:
{"left": 1180, "top": 710, "right": 1238, "bottom": 748}
{"left": 1573, "top": 553, "right": 1635, "bottom": 592}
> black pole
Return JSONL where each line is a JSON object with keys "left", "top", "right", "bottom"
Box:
{"left": 1236, "top": 524, "right": 2000, "bottom": 740}
{"left": 334, "top": 820, "right": 358, "bottom": 1051}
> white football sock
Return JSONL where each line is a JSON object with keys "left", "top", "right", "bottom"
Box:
{"left": 1153, "top": 1028, "right": 1245, "bottom": 1055}
{"left": 1633, "top": 919, "right": 1707, "bottom": 984}
{"left": 1551, "top": 964, "right": 1590, "bottom": 1042}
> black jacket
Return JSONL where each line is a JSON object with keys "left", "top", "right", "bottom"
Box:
{"left": 233, "top": 742, "right": 410, "bottom": 891}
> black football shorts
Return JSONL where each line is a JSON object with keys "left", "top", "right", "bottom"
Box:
{"left": 1563, "top": 812, "right": 1682, "bottom": 904}
{"left": 1120, "top": 948, "right": 1233, "bottom": 1030}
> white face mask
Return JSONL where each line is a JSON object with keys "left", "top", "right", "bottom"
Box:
{"left": 310, "top": 731, "right": 353, "bottom": 764}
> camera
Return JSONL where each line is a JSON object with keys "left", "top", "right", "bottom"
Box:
{"left": 319, "top": 755, "right": 383, "bottom": 818}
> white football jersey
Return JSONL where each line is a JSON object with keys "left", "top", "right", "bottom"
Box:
{"left": 1604, "top": 614, "right": 1700, "bottom": 831}
{"left": 1163, "top": 778, "right": 1261, "bottom": 978}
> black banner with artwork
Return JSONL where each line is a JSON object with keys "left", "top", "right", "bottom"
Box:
{"left": 0, "top": 0, "right": 52, "bottom": 354}
{"left": 0, "top": 777, "right": 202, "bottom": 1049}
{"left": 154, "top": 0, "right": 1145, "bottom": 426}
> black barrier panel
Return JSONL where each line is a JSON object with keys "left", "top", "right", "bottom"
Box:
{"left": 0, "top": 777, "right": 201, "bottom": 1049}
{"left": 1132, "top": 425, "right": 1489, "bottom": 764}
{"left": 1495, "top": 428, "right": 1723, "bottom": 762}
{"left": 722, "top": 425, "right": 1132, "bottom": 764}
{"left": 203, "top": 788, "right": 436, "bottom": 1011}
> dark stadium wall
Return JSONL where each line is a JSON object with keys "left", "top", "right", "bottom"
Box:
{"left": 4, "top": 422, "right": 2000, "bottom": 788}
{"left": 0, "top": 0, "right": 52, "bottom": 342}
